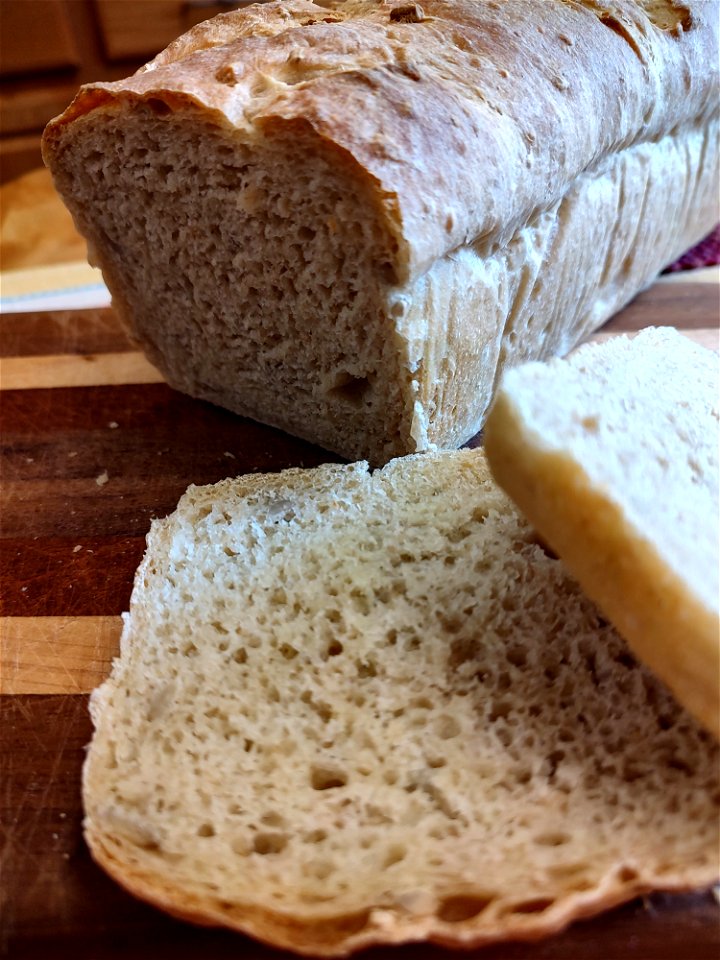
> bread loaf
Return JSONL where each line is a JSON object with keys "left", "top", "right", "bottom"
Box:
{"left": 485, "top": 326, "right": 720, "bottom": 738}
{"left": 83, "top": 449, "right": 719, "bottom": 956}
{"left": 43, "top": 0, "right": 719, "bottom": 463}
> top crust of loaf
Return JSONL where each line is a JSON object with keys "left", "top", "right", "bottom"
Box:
{"left": 43, "top": 0, "right": 719, "bottom": 283}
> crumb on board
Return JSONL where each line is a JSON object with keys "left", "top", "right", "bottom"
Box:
{"left": 108, "top": 421, "right": 119, "bottom": 429}
{"left": 95, "top": 470, "right": 109, "bottom": 486}
{"left": 223, "top": 451, "right": 236, "bottom": 459}
{"left": 73, "top": 545, "right": 82, "bottom": 553}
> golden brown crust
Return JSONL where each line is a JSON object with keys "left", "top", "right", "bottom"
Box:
{"left": 43, "top": 0, "right": 720, "bottom": 282}
{"left": 85, "top": 821, "right": 717, "bottom": 956}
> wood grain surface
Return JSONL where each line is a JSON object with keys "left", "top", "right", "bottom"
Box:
{"left": 1, "top": 276, "right": 719, "bottom": 959}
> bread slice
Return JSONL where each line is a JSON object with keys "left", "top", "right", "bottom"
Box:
{"left": 42, "top": 0, "right": 720, "bottom": 463}
{"left": 83, "top": 449, "right": 719, "bottom": 955}
{"left": 485, "top": 327, "right": 719, "bottom": 739}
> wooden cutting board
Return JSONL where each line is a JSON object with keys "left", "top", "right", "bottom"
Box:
{"left": 1, "top": 275, "right": 719, "bottom": 960}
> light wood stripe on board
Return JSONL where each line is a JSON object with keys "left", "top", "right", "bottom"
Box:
{"left": 0, "top": 351, "right": 164, "bottom": 391}
{"left": 0, "top": 616, "right": 121, "bottom": 694}
{"left": 1, "top": 329, "right": 717, "bottom": 392}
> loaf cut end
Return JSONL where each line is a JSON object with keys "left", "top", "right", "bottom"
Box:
{"left": 45, "top": 99, "right": 412, "bottom": 463}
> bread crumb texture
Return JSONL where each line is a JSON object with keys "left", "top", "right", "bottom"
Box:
{"left": 84, "top": 449, "right": 719, "bottom": 955}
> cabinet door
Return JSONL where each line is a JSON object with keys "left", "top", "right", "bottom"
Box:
{"left": 94, "top": 0, "right": 257, "bottom": 61}
{"left": 0, "top": 0, "right": 79, "bottom": 77}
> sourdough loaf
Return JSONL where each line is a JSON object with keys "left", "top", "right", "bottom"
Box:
{"left": 485, "top": 327, "right": 720, "bottom": 738}
{"left": 43, "top": 1, "right": 719, "bottom": 463}
{"left": 83, "top": 449, "right": 719, "bottom": 956}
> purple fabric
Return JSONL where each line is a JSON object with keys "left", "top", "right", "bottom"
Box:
{"left": 663, "top": 224, "right": 720, "bottom": 273}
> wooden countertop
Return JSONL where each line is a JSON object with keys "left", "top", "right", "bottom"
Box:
{"left": 1, "top": 272, "right": 719, "bottom": 959}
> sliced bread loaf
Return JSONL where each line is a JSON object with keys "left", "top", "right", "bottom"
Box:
{"left": 83, "top": 449, "right": 719, "bottom": 955}
{"left": 42, "top": 0, "right": 720, "bottom": 463}
{"left": 485, "top": 327, "right": 719, "bottom": 738}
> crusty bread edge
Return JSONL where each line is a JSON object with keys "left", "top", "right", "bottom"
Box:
{"left": 484, "top": 392, "right": 720, "bottom": 740}
{"left": 84, "top": 817, "right": 717, "bottom": 956}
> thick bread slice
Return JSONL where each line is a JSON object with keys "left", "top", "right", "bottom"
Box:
{"left": 485, "top": 328, "right": 720, "bottom": 738}
{"left": 42, "top": 1, "right": 719, "bottom": 463}
{"left": 84, "top": 449, "right": 719, "bottom": 956}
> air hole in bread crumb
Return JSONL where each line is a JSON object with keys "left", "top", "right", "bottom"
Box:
{"left": 666, "top": 757, "right": 694, "bottom": 777}
{"left": 506, "top": 644, "right": 527, "bottom": 668}
{"left": 581, "top": 414, "right": 600, "bottom": 432}
{"left": 437, "top": 613, "right": 464, "bottom": 635}
{"left": 231, "top": 837, "right": 251, "bottom": 856}
{"left": 534, "top": 831, "right": 571, "bottom": 847}
{"left": 253, "top": 832, "right": 289, "bottom": 855}
{"left": 383, "top": 844, "right": 407, "bottom": 868}
{"left": 197, "top": 823, "right": 215, "bottom": 838}
{"left": 280, "top": 643, "right": 299, "bottom": 660}
{"left": 328, "top": 372, "right": 372, "bottom": 407}
{"left": 303, "top": 828, "right": 327, "bottom": 844}
{"left": 488, "top": 699, "right": 512, "bottom": 722}
{"left": 356, "top": 658, "right": 377, "bottom": 678}
{"left": 311, "top": 765, "right": 348, "bottom": 790}
{"left": 261, "top": 811, "right": 285, "bottom": 828}
{"left": 308, "top": 859, "right": 336, "bottom": 880}
{"left": 326, "top": 640, "right": 344, "bottom": 657}
{"left": 145, "top": 97, "right": 171, "bottom": 116}
{"left": 350, "top": 589, "right": 371, "bottom": 615}
{"left": 447, "top": 526, "right": 471, "bottom": 544}
{"left": 437, "top": 894, "right": 494, "bottom": 922}
{"left": 435, "top": 715, "right": 461, "bottom": 739}
{"left": 232, "top": 648, "right": 248, "bottom": 664}
{"left": 411, "top": 696, "right": 433, "bottom": 710}
{"left": 618, "top": 865, "right": 639, "bottom": 882}
{"left": 508, "top": 897, "right": 555, "bottom": 915}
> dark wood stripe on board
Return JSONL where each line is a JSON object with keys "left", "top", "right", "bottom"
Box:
{"left": 0, "top": 536, "right": 144, "bottom": 617}
{"left": 1, "top": 384, "right": 341, "bottom": 539}
{"left": 601, "top": 278, "right": 719, "bottom": 333}
{"left": 0, "top": 308, "right": 134, "bottom": 359}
